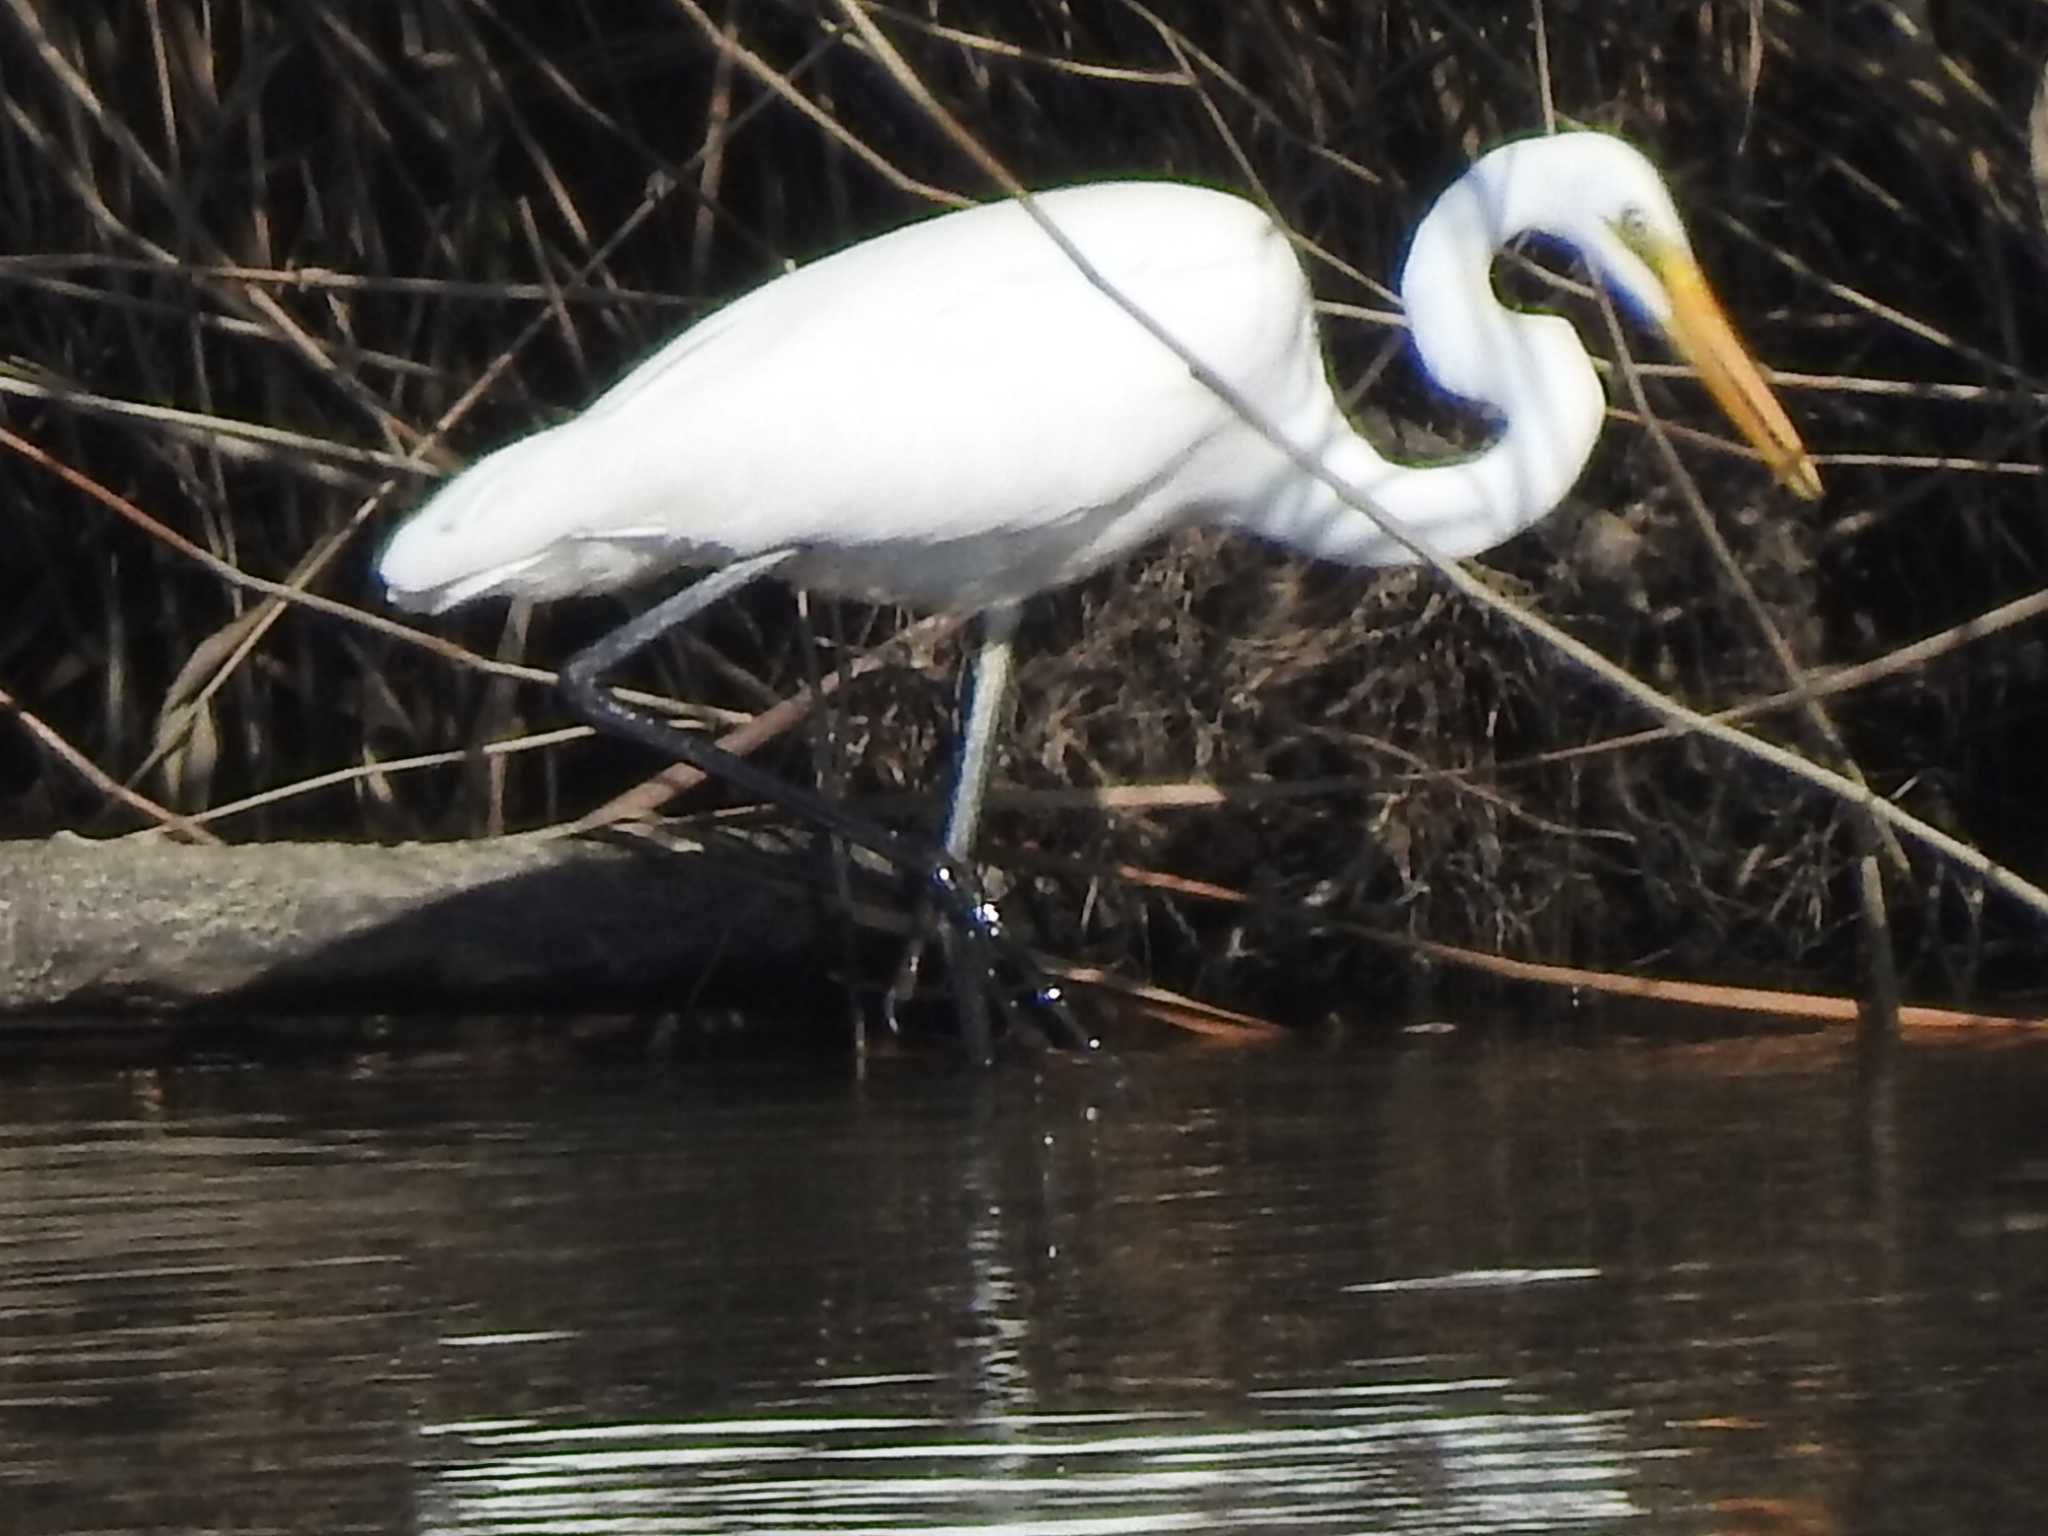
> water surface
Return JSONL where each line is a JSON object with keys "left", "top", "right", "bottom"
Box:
{"left": 3, "top": 1028, "right": 2045, "bottom": 1534}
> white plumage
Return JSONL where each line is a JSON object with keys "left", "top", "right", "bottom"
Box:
{"left": 378, "top": 133, "right": 1817, "bottom": 621}
{"left": 375, "top": 132, "right": 1818, "bottom": 1048}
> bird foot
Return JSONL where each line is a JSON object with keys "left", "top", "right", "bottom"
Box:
{"left": 882, "top": 858, "right": 1097, "bottom": 1061}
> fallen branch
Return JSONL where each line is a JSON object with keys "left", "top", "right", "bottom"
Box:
{"left": 0, "top": 831, "right": 816, "bottom": 1016}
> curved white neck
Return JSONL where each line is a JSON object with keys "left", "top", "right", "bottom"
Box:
{"left": 1239, "top": 141, "right": 1609, "bottom": 569}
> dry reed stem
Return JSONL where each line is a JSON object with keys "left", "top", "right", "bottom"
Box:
{"left": 1511, "top": 582, "right": 2048, "bottom": 772}
{"left": 1086, "top": 855, "right": 2043, "bottom": 1032}
{"left": 0, "top": 423, "right": 748, "bottom": 750}
{"left": 0, "top": 686, "right": 217, "bottom": 841}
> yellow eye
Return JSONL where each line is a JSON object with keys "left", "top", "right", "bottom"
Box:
{"left": 1615, "top": 204, "right": 1652, "bottom": 250}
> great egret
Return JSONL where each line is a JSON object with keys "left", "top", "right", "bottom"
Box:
{"left": 378, "top": 131, "right": 1820, "bottom": 1056}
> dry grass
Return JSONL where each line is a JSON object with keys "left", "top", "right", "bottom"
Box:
{"left": 3, "top": 1, "right": 2047, "bottom": 1011}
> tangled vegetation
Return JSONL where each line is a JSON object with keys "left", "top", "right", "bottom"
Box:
{"left": 3, "top": 1, "right": 2046, "bottom": 1018}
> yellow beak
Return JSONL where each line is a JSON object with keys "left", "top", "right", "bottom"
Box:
{"left": 1655, "top": 251, "right": 1823, "bottom": 500}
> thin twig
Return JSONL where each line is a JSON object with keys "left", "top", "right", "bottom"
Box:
{"left": 0, "top": 685, "right": 219, "bottom": 842}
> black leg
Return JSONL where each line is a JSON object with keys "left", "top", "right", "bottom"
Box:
{"left": 556, "top": 552, "right": 1090, "bottom": 1061}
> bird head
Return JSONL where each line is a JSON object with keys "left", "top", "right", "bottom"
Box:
{"left": 1523, "top": 133, "right": 1823, "bottom": 501}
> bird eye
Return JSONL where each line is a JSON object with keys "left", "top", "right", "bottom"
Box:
{"left": 1616, "top": 204, "right": 1651, "bottom": 248}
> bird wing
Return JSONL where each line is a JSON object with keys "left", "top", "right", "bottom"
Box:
{"left": 380, "top": 182, "right": 1329, "bottom": 614}
{"left": 567, "top": 183, "right": 1316, "bottom": 582}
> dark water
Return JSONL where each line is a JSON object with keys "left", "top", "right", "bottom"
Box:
{"left": 3, "top": 1029, "right": 2046, "bottom": 1535}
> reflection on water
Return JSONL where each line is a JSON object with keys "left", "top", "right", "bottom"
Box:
{"left": 422, "top": 1390, "right": 1634, "bottom": 1534}
{"left": 2, "top": 1030, "right": 2046, "bottom": 1534}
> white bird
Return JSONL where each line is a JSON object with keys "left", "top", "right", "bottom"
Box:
{"left": 378, "top": 131, "right": 1820, "bottom": 1055}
